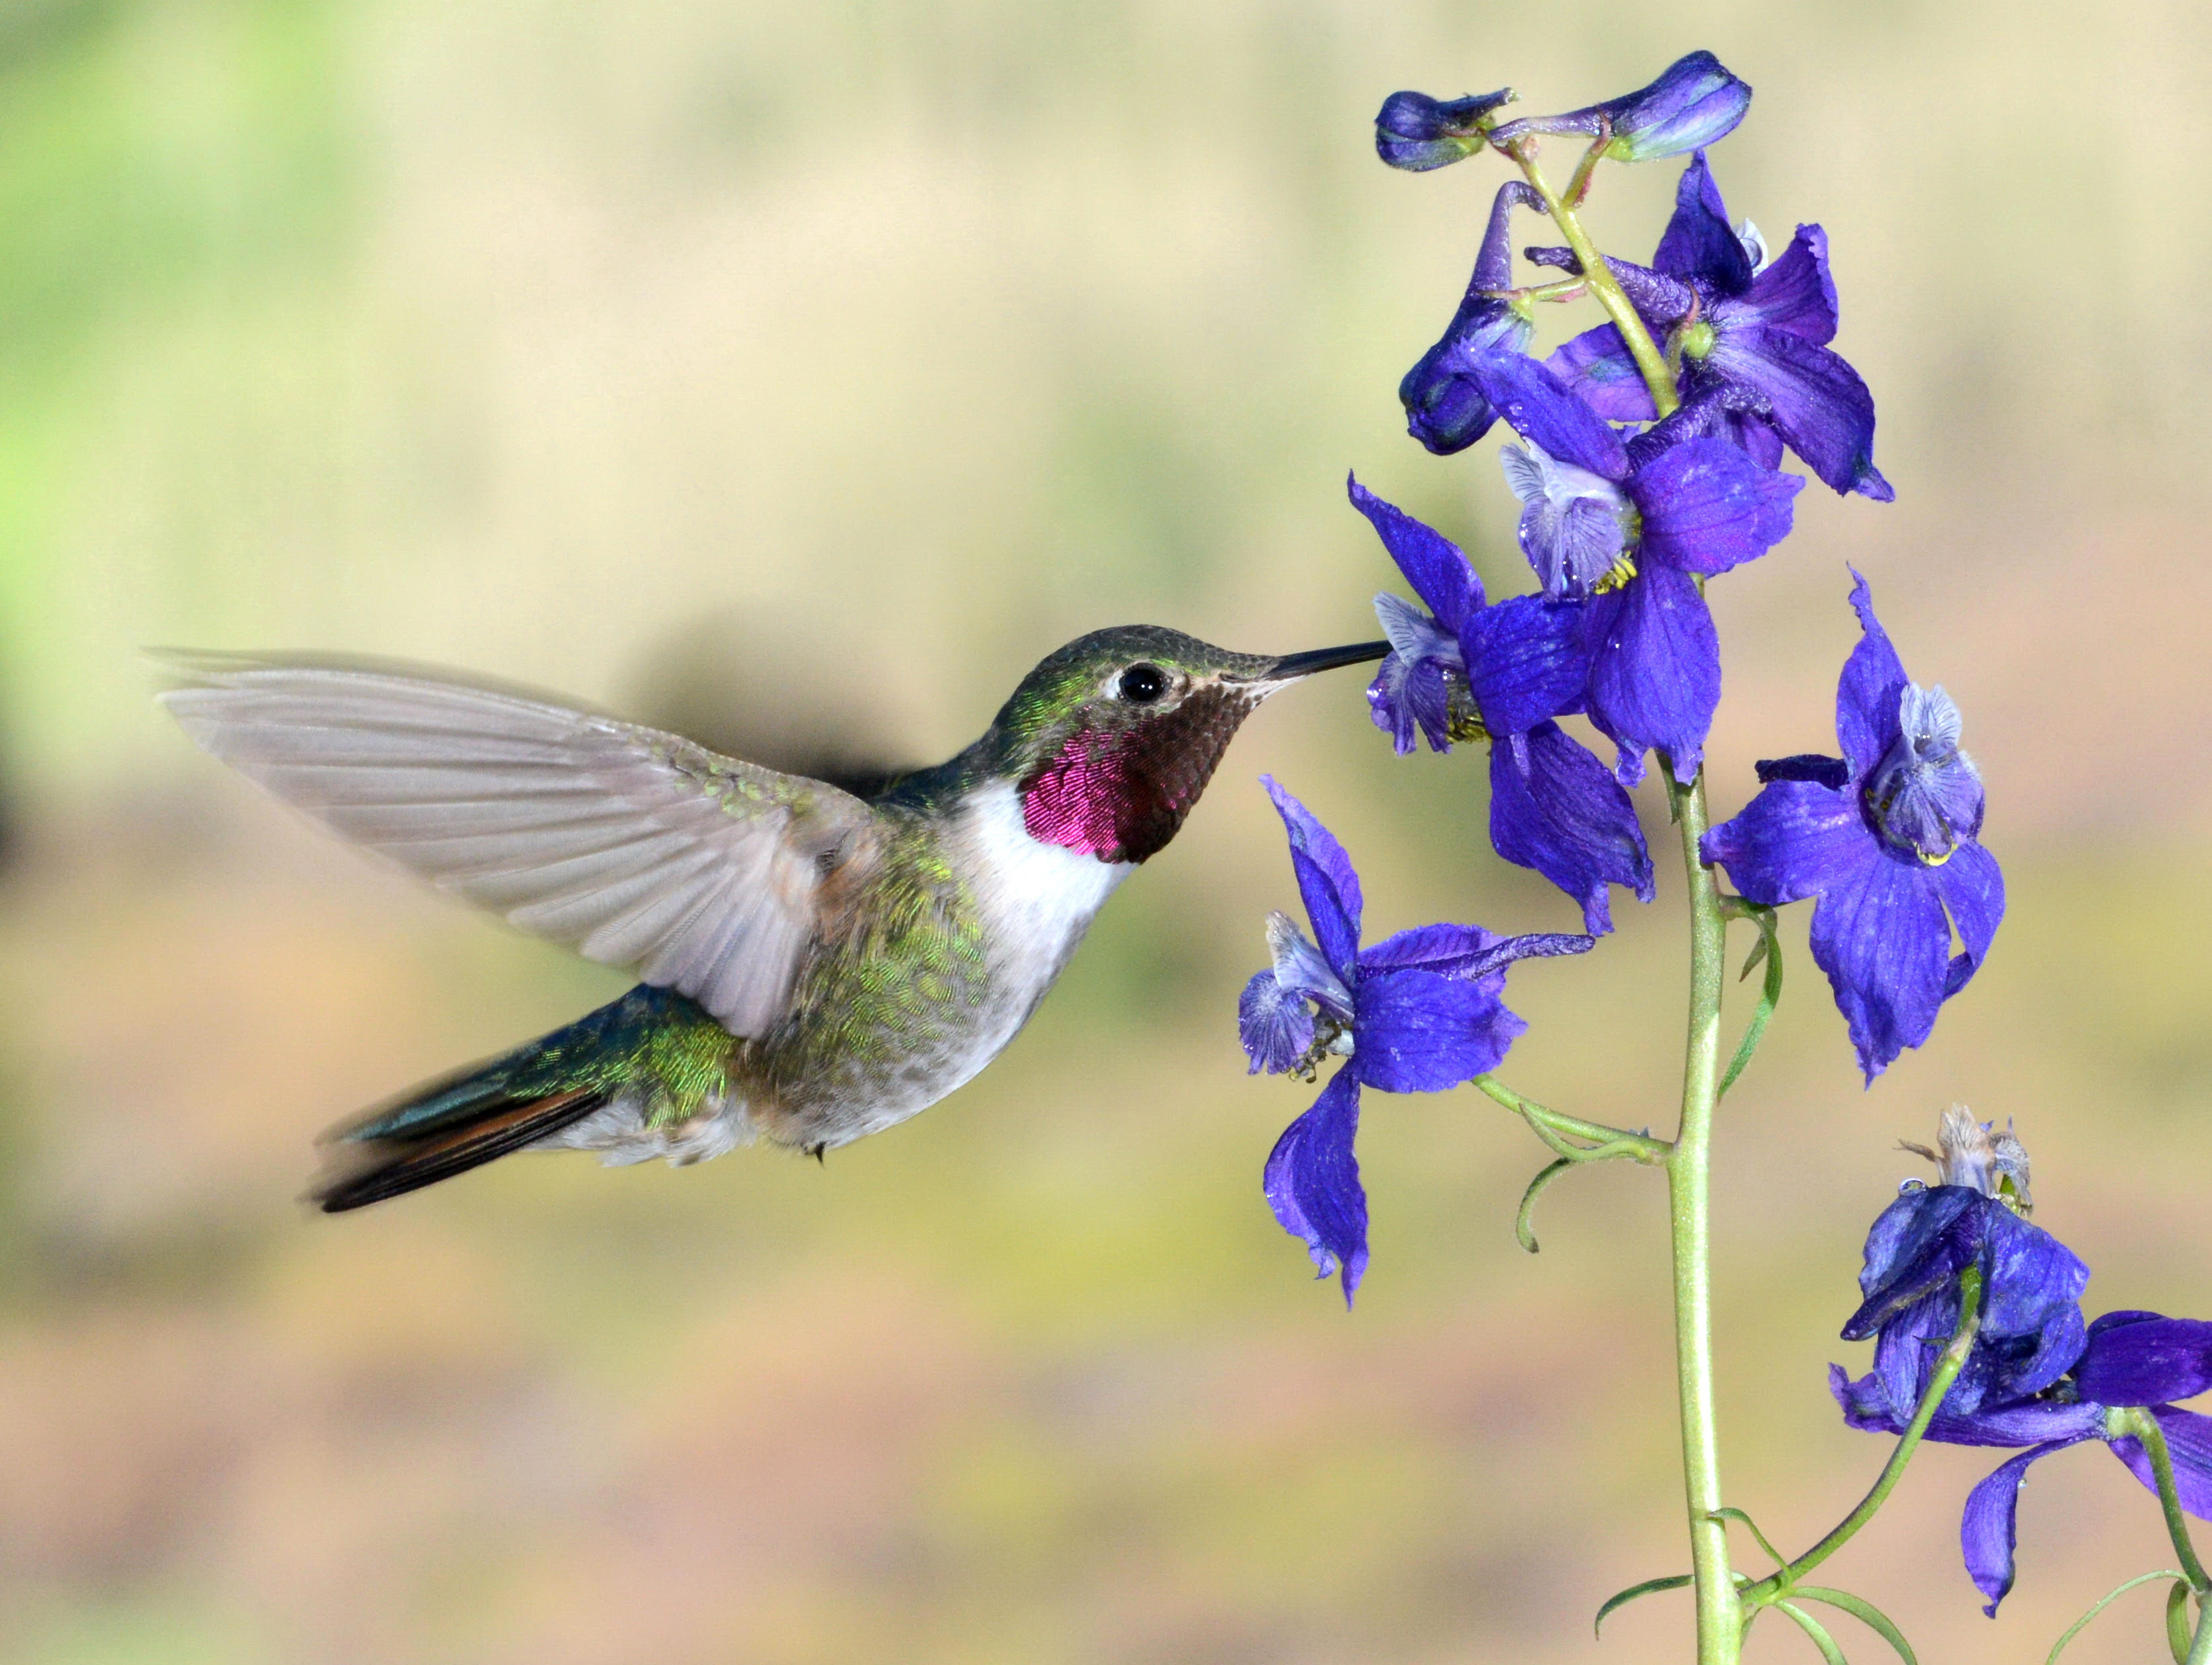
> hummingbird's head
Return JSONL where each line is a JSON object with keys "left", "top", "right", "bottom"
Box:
{"left": 989, "top": 625, "right": 1385, "bottom": 864}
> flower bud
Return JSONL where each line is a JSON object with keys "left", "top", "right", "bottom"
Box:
{"left": 1491, "top": 52, "right": 1750, "bottom": 165}
{"left": 1597, "top": 51, "right": 1752, "bottom": 161}
{"left": 1374, "top": 88, "right": 1513, "bottom": 171}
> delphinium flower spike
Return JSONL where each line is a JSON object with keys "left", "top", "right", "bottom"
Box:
{"left": 1352, "top": 476, "right": 1652, "bottom": 934}
{"left": 1703, "top": 572, "right": 2003, "bottom": 1080}
{"left": 1240, "top": 778, "right": 1591, "bottom": 1300}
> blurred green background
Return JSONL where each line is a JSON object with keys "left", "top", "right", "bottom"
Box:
{"left": 1, "top": 0, "right": 2209, "bottom": 1660}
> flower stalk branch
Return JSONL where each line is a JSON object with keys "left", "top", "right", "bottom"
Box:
{"left": 1502, "top": 141, "right": 1681, "bottom": 417}
{"left": 2119, "top": 1408, "right": 2212, "bottom": 1597}
{"left": 1744, "top": 1267, "right": 1986, "bottom": 1603}
{"left": 1472, "top": 1075, "right": 1667, "bottom": 1162}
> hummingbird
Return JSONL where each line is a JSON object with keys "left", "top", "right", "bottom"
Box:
{"left": 158, "top": 627, "right": 1385, "bottom": 1210}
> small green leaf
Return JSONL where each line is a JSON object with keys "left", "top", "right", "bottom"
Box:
{"left": 2040, "top": 1570, "right": 2187, "bottom": 1665}
{"left": 1515, "top": 1158, "right": 1575, "bottom": 1254}
{"left": 1776, "top": 1599, "right": 1850, "bottom": 1665}
{"left": 2166, "top": 1576, "right": 2193, "bottom": 1664}
{"left": 1594, "top": 1573, "right": 1693, "bottom": 1637}
{"left": 1795, "top": 1587, "right": 1916, "bottom": 1665}
{"left": 1709, "top": 1507, "right": 1789, "bottom": 1575}
{"left": 1719, "top": 902, "right": 1783, "bottom": 1097}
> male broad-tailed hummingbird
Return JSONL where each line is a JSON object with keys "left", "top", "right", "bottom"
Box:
{"left": 160, "top": 627, "right": 1385, "bottom": 1209}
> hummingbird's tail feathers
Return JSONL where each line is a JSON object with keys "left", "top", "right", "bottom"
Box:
{"left": 311, "top": 1086, "right": 607, "bottom": 1213}
{"left": 308, "top": 984, "right": 742, "bottom": 1210}
{"left": 155, "top": 651, "right": 881, "bottom": 1040}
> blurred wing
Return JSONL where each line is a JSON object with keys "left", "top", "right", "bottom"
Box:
{"left": 157, "top": 652, "right": 881, "bottom": 1038}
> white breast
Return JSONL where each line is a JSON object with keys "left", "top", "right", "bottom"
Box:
{"left": 959, "top": 778, "right": 1134, "bottom": 1011}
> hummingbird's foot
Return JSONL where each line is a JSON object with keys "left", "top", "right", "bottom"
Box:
{"left": 805, "top": 1141, "right": 827, "bottom": 1164}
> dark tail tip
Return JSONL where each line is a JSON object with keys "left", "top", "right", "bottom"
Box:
{"left": 311, "top": 1087, "right": 605, "bottom": 1212}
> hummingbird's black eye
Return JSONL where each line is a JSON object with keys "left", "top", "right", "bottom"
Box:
{"left": 1118, "top": 663, "right": 1168, "bottom": 704}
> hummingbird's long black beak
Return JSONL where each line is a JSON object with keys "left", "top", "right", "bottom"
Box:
{"left": 1246, "top": 641, "right": 1390, "bottom": 683}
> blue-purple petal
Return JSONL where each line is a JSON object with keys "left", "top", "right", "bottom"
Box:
{"left": 1351, "top": 966, "right": 1525, "bottom": 1093}
{"left": 1756, "top": 754, "right": 1852, "bottom": 789}
{"left": 1652, "top": 152, "right": 1754, "bottom": 295}
{"left": 1705, "top": 323, "right": 1893, "bottom": 500}
{"left": 1238, "top": 969, "right": 1313, "bottom": 1076}
{"left": 1471, "top": 352, "right": 1629, "bottom": 479}
{"left": 1262, "top": 1068, "right": 1368, "bottom": 1303}
{"left": 1547, "top": 323, "right": 1658, "bottom": 421}
{"left": 1461, "top": 595, "right": 1594, "bottom": 734}
{"left": 1400, "top": 303, "right": 1534, "bottom": 455}
{"left": 1262, "top": 777, "right": 1363, "bottom": 977}
{"left": 2076, "top": 1315, "right": 2212, "bottom": 1408}
{"left": 1362, "top": 919, "right": 1595, "bottom": 981}
{"left": 1349, "top": 474, "right": 1486, "bottom": 628}
{"left": 1629, "top": 436, "right": 1803, "bottom": 575}
{"left": 1806, "top": 846, "right": 1950, "bottom": 1082}
{"left": 1980, "top": 1206, "right": 2093, "bottom": 1351}
{"left": 1368, "top": 597, "right": 1462, "bottom": 755}
{"left": 1844, "top": 1185, "right": 1986, "bottom": 1339}
{"left": 1835, "top": 570, "right": 1909, "bottom": 782}
{"left": 1489, "top": 720, "right": 1655, "bottom": 935}
{"left": 1740, "top": 224, "right": 1838, "bottom": 344}
{"left": 1703, "top": 778, "right": 1872, "bottom": 905}
{"left": 1935, "top": 841, "right": 2005, "bottom": 999}
{"left": 1582, "top": 566, "right": 1721, "bottom": 781}
{"left": 1962, "top": 1440, "right": 2093, "bottom": 1617}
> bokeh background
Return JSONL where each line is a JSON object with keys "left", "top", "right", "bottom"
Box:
{"left": 1, "top": 1, "right": 2208, "bottom": 1660}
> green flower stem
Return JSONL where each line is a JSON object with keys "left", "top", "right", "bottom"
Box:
{"left": 1505, "top": 140, "right": 1681, "bottom": 417}
{"left": 1666, "top": 760, "right": 1742, "bottom": 1663}
{"left": 1503, "top": 146, "right": 1727, "bottom": 1661}
{"left": 2119, "top": 1407, "right": 2212, "bottom": 1596}
{"left": 2189, "top": 1602, "right": 2212, "bottom": 1665}
{"left": 1473, "top": 1076, "right": 1668, "bottom": 1162}
{"left": 1744, "top": 1267, "right": 1986, "bottom": 1601}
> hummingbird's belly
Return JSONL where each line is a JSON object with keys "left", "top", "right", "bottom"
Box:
{"left": 540, "top": 783, "right": 1134, "bottom": 1166}
{"left": 770, "top": 781, "right": 1135, "bottom": 1145}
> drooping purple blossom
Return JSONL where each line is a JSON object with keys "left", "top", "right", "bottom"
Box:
{"left": 1829, "top": 1113, "right": 2212, "bottom": 1616}
{"left": 1240, "top": 778, "right": 1592, "bottom": 1301}
{"left": 1702, "top": 572, "right": 2002, "bottom": 1080}
{"left": 1489, "top": 50, "right": 1752, "bottom": 164}
{"left": 1468, "top": 350, "right": 1803, "bottom": 780}
{"left": 1837, "top": 1111, "right": 2086, "bottom": 1425}
{"left": 1400, "top": 183, "right": 1543, "bottom": 454}
{"left": 1374, "top": 87, "right": 1515, "bottom": 172}
{"left": 1540, "top": 153, "right": 1893, "bottom": 501}
{"left": 1351, "top": 477, "right": 1653, "bottom": 934}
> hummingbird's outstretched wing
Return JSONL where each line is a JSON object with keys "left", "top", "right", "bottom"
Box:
{"left": 156, "top": 652, "right": 880, "bottom": 1038}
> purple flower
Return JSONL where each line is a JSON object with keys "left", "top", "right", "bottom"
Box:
{"left": 1829, "top": 1113, "right": 2212, "bottom": 1615}
{"left": 1240, "top": 778, "right": 1591, "bottom": 1300}
{"left": 1491, "top": 50, "right": 1751, "bottom": 164}
{"left": 1702, "top": 572, "right": 2003, "bottom": 1080}
{"left": 1837, "top": 1310, "right": 2212, "bottom": 1616}
{"left": 1467, "top": 350, "right": 1802, "bottom": 780}
{"left": 1351, "top": 478, "right": 1652, "bottom": 934}
{"left": 1401, "top": 183, "right": 1542, "bottom": 454}
{"left": 1374, "top": 87, "right": 1514, "bottom": 172}
{"left": 1838, "top": 1110, "right": 2086, "bottom": 1426}
{"left": 1543, "top": 153, "right": 1894, "bottom": 501}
